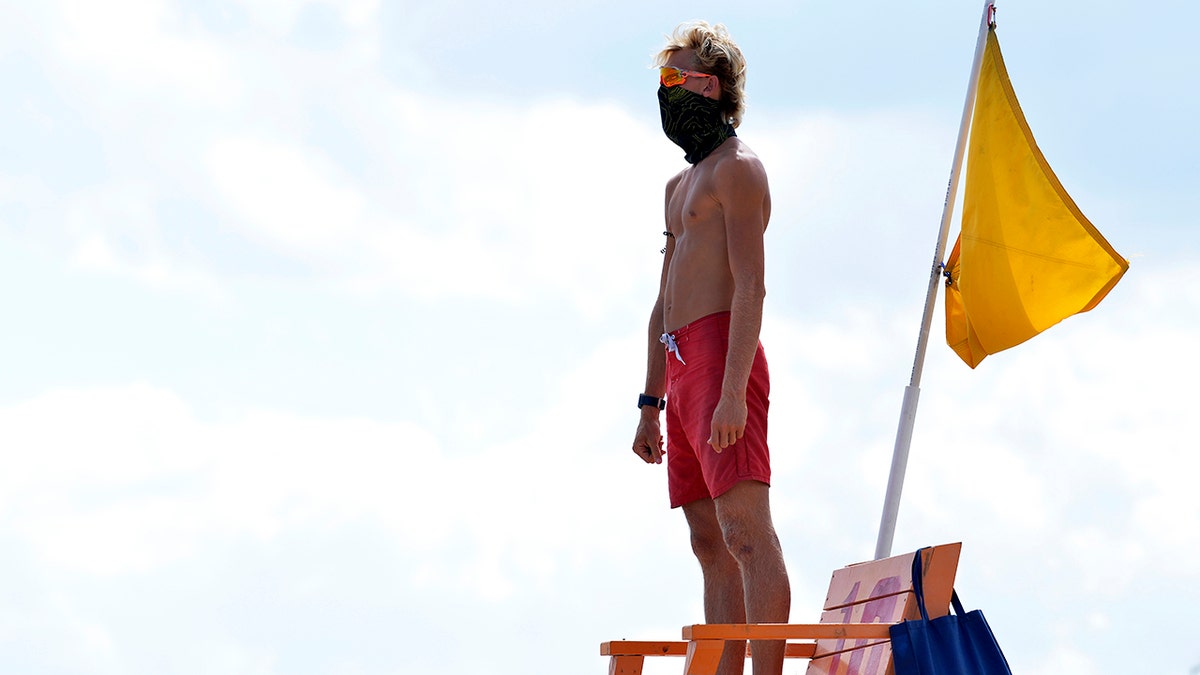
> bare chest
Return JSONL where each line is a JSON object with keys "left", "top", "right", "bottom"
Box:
{"left": 666, "top": 172, "right": 725, "bottom": 242}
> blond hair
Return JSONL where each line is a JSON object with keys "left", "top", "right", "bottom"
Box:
{"left": 655, "top": 21, "right": 748, "bottom": 128}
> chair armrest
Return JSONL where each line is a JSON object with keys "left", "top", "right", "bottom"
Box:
{"left": 601, "top": 641, "right": 688, "bottom": 656}
{"left": 601, "top": 639, "right": 819, "bottom": 658}
{"left": 683, "top": 623, "right": 892, "bottom": 641}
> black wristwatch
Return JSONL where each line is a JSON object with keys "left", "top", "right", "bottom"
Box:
{"left": 637, "top": 394, "right": 666, "bottom": 411}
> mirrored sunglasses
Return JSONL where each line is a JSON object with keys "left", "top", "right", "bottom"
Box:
{"left": 659, "top": 66, "right": 717, "bottom": 88}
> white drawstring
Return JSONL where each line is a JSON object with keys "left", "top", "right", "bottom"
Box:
{"left": 660, "top": 332, "right": 686, "bottom": 364}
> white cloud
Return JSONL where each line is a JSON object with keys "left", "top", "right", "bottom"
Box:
{"left": 207, "top": 137, "right": 368, "bottom": 256}
{"left": 59, "top": 180, "right": 224, "bottom": 294}
{"left": 0, "top": 384, "right": 436, "bottom": 575}
{"left": 0, "top": 352, "right": 655, "bottom": 583}
{"left": 199, "top": 92, "right": 680, "bottom": 308}
{"left": 1024, "top": 645, "right": 1099, "bottom": 675}
{"left": 52, "top": 0, "right": 241, "bottom": 107}
{"left": 229, "top": 0, "right": 380, "bottom": 34}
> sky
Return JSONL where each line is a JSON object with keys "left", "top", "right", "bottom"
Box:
{"left": 1, "top": 1, "right": 1197, "bottom": 673}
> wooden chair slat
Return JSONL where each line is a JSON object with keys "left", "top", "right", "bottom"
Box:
{"left": 683, "top": 623, "right": 892, "bottom": 641}
{"left": 601, "top": 640, "right": 817, "bottom": 658}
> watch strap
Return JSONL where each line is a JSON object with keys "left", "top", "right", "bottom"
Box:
{"left": 637, "top": 394, "right": 666, "bottom": 410}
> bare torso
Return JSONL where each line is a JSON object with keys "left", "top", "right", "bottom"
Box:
{"left": 661, "top": 137, "right": 771, "bottom": 333}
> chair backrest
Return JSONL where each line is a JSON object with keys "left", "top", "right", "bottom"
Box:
{"left": 805, "top": 542, "right": 961, "bottom": 675}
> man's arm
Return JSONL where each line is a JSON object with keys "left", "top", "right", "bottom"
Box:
{"left": 633, "top": 291, "right": 667, "bottom": 464}
{"left": 632, "top": 177, "right": 681, "bottom": 464}
{"left": 708, "top": 155, "right": 769, "bottom": 452}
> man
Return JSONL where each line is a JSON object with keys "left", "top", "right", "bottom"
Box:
{"left": 631, "top": 20, "right": 791, "bottom": 675}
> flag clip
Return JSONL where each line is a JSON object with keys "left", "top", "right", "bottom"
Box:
{"left": 939, "top": 261, "right": 954, "bottom": 287}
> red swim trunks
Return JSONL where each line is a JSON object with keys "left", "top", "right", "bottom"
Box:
{"left": 663, "top": 311, "right": 771, "bottom": 508}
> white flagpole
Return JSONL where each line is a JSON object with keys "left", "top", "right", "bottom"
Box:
{"left": 873, "top": 0, "right": 996, "bottom": 560}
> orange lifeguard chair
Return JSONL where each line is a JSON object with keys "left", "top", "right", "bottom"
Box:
{"left": 601, "top": 542, "right": 961, "bottom": 675}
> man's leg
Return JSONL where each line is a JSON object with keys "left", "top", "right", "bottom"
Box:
{"left": 714, "top": 480, "right": 791, "bottom": 675}
{"left": 683, "top": 497, "right": 747, "bottom": 675}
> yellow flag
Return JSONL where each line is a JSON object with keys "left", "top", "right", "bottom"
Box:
{"left": 945, "top": 29, "right": 1129, "bottom": 368}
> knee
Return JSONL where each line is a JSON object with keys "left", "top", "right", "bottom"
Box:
{"left": 720, "top": 522, "right": 754, "bottom": 565}
{"left": 720, "top": 520, "right": 778, "bottom": 567}
{"left": 690, "top": 527, "right": 729, "bottom": 567}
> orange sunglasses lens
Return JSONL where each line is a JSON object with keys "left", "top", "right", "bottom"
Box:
{"left": 660, "top": 67, "right": 686, "bottom": 87}
{"left": 660, "top": 66, "right": 715, "bottom": 88}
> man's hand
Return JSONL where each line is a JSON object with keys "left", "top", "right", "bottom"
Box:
{"left": 633, "top": 414, "right": 665, "bottom": 464}
{"left": 708, "top": 393, "right": 747, "bottom": 453}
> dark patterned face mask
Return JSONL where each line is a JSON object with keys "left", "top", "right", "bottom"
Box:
{"left": 658, "top": 84, "right": 736, "bottom": 165}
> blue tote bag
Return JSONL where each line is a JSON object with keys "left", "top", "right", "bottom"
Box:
{"left": 889, "top": 548, "right": 1013, "bottom": 675}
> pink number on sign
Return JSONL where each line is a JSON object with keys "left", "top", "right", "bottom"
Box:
{"left": 828, "top": 580, "right": 861, "bottom": 663}
{"left": 826, "top": 581, "right": 860, "bottom": 674}
{"left": 826, "top": 575, "right": 903, "bottom": 675}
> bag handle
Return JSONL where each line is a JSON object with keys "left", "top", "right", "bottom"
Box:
{"left": 910, "top": 547, "right": 931, "bottom": 622}
{"left": 910, "top": 547, "right": 968, "bottom": 622}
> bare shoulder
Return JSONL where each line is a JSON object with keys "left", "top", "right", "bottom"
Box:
{"left": 713, "top": 139, "right": 768, "bottom": 194}
{"left": 664, "top": 168, "right": 687, "bottom": 198}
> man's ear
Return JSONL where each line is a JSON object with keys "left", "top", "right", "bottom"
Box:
{"left": 702, "top": 77, "right": 720, "bottom": 98}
